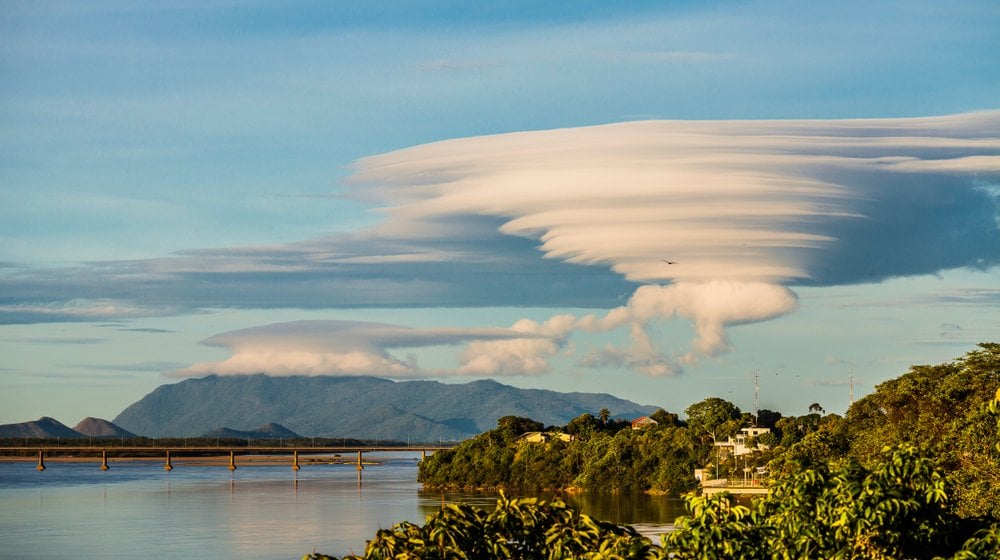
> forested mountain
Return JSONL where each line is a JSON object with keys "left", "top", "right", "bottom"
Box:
{"left": 112, "top": 375, "right": 658, "bottom": 440}
{"left": 201, "top": 422, "right": 301, "bottom": 440}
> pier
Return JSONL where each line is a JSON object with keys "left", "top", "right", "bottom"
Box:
{"left": 4, "top": 445, "right": 451, "bottom": 472}
{"left": 699, "top": 478, "right": 770, "bottom": 496}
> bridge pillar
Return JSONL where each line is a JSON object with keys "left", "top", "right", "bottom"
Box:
{"left": 356, "top": 450, "right": 364, "bottom": 471}
{"left": 292, "top": 450, "right": 300, "bottom": 471}
{"left": 36, "top": 450, "right": 45, "bottom": 471}
{"left": 164, "top": 450, "right": 173, "bottom": 471}
{"left": 421, "top": 449, "right": 426, "bottom": 461}
{"left": 228, "top": 450, "right": 237, "bottom": 471}
{"left": 100, "top": 450, "right": 109, "bottom": 471}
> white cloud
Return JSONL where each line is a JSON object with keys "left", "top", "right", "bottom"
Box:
{"left": 572, "top": 282, "right": 798, "bottom": 373}
{"left": 455, "top": 314, "right": 576, "bottom": 376}
{"left": 337, "top": 112, "right": 997, "bottom": 371}
{"left": 351, "top": 111, "right": 1000, "bottom": 286}
{"left": 578, "top": 322, "right": 680, "bottom": 377}
{"left": 171, "top": 320, "right": 553, "bottom": 378}
{"left": 0, "top": 299, "right": 178, "bottom": 324}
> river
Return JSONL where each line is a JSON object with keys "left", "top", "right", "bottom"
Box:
{"left": 0, "top": 455, "right": 683, "bottom": 559}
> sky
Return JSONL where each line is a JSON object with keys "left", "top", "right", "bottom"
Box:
{"left": 1, "top": 0, "right": 998, "bottom": 427}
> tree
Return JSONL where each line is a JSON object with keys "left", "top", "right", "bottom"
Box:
{"left": 496, "top": 416, "right": 544, "bottom": 438}
{"left": 598, "top": 408, "right": 611, "bottom": 426}
{"left": 565, "top": 413, "right": 598, "bottom": 439}
{"left": 650, "top": 408, "right": 680, "bottom": 427}
{"left": 808, "top": 402, "right": 824, "bottom": 414}
{"left": 846, "top": 343, "right": 1000, "bottom": 518}
{"left": 684, "top": 397, "right": 741, "bottom": 439}
{"left": 756, "top": 408, "right": 782, "bottom": 429}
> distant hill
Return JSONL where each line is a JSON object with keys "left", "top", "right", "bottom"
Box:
{"left": 112, "top": 375, "right": 659, "bottom": 441}
{"left": 0, "top": 417, "right": 84, "bottom": 439}
{"left": 201, "top": 422, "right": 301, "bottom": 440}
{"left": 73, "top": 417, "right": 136, "bottom": 439}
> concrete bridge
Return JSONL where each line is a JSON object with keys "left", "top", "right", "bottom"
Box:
{"left": 1, "top": 445, "right": 452, "bottom": 472}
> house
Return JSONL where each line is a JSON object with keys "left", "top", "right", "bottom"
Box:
{"left": 715, "top": 426, "right": 771, "bottom": 456}
{"left": 630, "top": 416, "right": 659, "bottom": 430}
{"left": 516, "top": 431, "right": 573, "bottom": 443}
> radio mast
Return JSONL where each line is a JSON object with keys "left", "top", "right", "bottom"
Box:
{"left": 849, "top": 364, "right": 855, "bottom": 405}
{"left": 753, "top": 370, "right": 760, "bottom": 426}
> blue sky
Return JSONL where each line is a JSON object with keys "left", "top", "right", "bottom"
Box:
{"left": 1, "top": 0, "right": 998, "bottom": 427}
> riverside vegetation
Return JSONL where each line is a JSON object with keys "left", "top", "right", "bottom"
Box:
{"left": 306, "top": 343, "right": 1000, "bottom": 559}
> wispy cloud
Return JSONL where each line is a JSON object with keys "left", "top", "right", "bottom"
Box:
{"left": 22, "top": 337, "right": 105, "bottom": 345}
{"left": 922, "top": 289, "right": 1000, "bottom": 306}
{"left": 418, "top": 59, "right": 497, "bottom": 73}
{"left": 0, "top": 299, "right": 180, "bottom": 325}
{"left": 66, "top": 360, "right": 188, "bottom": 373}
{"left": 598, "top": 50, "right": 735, "bottom": 63}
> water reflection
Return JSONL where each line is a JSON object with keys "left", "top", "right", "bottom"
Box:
{"left": 0, "top": 459, "right": 682, "bottom": 559}
{"left": 416, "top": 489, "right": 686, "bottom": 526}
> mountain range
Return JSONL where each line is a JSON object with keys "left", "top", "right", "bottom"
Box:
{"left": 112, "top": 375, "right": 659, "bottom": 441}
{"left": 0, "top": 416, "right": 134, "bottom": 439}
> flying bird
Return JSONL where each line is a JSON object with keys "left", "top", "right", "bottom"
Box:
{"left": 662, "top": 259, "right": 678, "bottom": 265}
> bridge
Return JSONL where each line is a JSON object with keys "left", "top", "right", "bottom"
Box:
{"left": 1, "top": 445, "right": 453, "bottom": 472}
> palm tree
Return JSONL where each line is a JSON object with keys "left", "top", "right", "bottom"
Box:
{"left": 599, "top": 408, "right": 610, "bottom": 426}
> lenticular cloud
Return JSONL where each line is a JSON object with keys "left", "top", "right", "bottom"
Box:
{"left": 352, "top": 111, "right": 1000, "bottom": 286}
{"left": 346, "top": 111, "right": 999, "bottom": 373}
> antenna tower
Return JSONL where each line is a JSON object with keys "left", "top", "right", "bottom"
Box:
{"left": 849, "top": 364, "right": 855, "bottom": 405}
{"left": 753, "top": 370, "right": 760, "bottom": 426}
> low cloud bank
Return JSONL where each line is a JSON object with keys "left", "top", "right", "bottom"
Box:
{"left": 175, "top": 282, "right": 797, "bottom": 378}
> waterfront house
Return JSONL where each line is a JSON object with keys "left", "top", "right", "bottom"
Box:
{"left": 715, "top": 426, "right": 771, "bottom": 456}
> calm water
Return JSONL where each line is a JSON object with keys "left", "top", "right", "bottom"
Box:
{"left": 0, "top": 455, "right": 681, "bottom": 559}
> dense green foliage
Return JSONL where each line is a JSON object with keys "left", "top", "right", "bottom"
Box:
{"left": 308, "top": 442, "right": 1000, "bottom": 559}
{"left": 419, "top": 344, "right": 1000, "bottom": 520}
{"left": 845, "top": 343, "right": 1000, "bottom": 518}
{"left": 305, "top": 492, "right": 661, "bottom": 560}
{"left": 763, "top": 343, "right": 1000, "bottom": 518}
{"left": 664, "top": 444, "right": 1000, "bottom": 560}
{"left": 418, "top": 413, "right": 700, "bottom": 495}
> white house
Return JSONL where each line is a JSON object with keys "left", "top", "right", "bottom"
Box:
{"left": 715, "top": 426, "right": 771, "bottom": 456}
{"left": 517, "top": 431, "right": 573, "bottom": 443}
